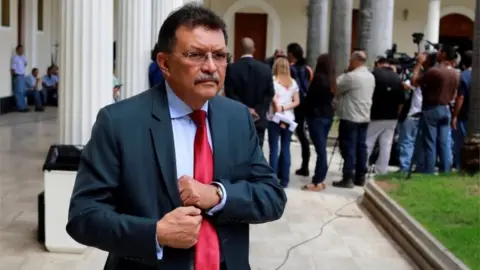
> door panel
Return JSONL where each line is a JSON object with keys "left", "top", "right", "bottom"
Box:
{"left": 234, "top": 13, "right": 268, "bottom": 62}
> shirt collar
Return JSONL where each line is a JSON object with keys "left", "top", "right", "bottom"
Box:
{"left": 241, "top": 54, "right": 253, "bottom": 58}
{"left": 165, "top": 82, "right": 208, "bottom": 119}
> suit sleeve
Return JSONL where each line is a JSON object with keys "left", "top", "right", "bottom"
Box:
{"left": 254, "top": 72, "right": 274, "bottom": 117}
{"left": 224, "top": 65, "right": 240, "bottom": 101}
{"left": 66, "top": 108, "right": 158, "bottom": 264}
{"left": 213, "top": 107, "right": 287, "bottom": 224}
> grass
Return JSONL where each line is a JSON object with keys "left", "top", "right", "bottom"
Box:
{"left": 375, "top": 172, "right": 480, "bottom": 269}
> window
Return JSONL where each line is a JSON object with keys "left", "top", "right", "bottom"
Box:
{"left": 1, "top": 0, "right": 10, "bottom": 27}
{"left": 37, "top": 0, "right": 43, "bottom": 31}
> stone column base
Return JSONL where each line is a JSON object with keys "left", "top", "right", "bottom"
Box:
{"left": 461, "top": 136, "right": 480, "bottom": 175}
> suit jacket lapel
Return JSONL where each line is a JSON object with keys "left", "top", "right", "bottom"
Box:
{"left": 150, "top": 83, "right": 182, "bottom": 207}
{"left": 208, "top": 97, "right": 230, "bottom": 178}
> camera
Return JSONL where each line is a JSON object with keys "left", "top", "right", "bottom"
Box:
{"left": 385, "top": 43, "right": 416, "bottom": 78}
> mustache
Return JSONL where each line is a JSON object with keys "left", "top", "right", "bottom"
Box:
{"left": 194, "top": 73, "right": 220, "bottom": 84}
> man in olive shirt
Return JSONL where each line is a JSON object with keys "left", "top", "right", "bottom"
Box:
{"left": 412, "top": 45, "right": 459, "bottom": 174}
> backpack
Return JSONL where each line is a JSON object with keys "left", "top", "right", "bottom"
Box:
{"left": 290, "top": 65, "right": 310, "bottom": 99}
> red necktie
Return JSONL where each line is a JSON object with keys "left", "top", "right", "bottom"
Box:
{"left": 190, "top": 110, "right": 220, "bottom": 270}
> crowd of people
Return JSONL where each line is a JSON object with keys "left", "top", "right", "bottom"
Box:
{"left": 224, "top": 39, "right": 470, "bottom": 191}
{"left": 10, "top": 45, "right": 59, "bottom": 112}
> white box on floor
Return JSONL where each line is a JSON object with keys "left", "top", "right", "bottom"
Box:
{"left": 44, "top": 170, "right": 86, "bottom": 253}
{"left": 43, "top": 145, "right": 86, "bottom": 254}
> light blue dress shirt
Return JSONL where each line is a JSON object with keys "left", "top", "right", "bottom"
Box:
{"left": 42, "top": 74, "right": 59, "bottom": 87}
{"left": 25, "top": 75, "right": 36, "bottom": 90}
{"left": 155, "top": 83, "right": 227, "bottom": 260}
{"left": 10, "top": 55, "right": 27, "bottom": 75}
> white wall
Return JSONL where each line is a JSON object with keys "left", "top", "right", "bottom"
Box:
{"left": 0, "top": 0, "right": 19, "bottom": 98}
{"left": 0, "top": 0, "right": 53, "bottom": 99}
{"left": 36, "top": 0, "right": 53, "bottom": 76}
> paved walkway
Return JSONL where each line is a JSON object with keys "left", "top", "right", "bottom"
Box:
{"left": 0, "top": 108, "right": 414, "bottom": 269}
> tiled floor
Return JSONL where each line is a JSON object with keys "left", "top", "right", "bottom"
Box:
{"left": 0, "top": 108, "right": 415, "bottom": 270}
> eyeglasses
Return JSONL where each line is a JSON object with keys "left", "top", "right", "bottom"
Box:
{"left": 180, "top": 51, "right": 231, "bottom": 66}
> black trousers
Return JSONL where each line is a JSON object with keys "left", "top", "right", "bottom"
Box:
{"left": 256, "top": 127, "right": 266, "bottom": 149}
{"left": 294, "top": 103, "right": 310, "bottom": 168}
{"left": 338, "top": 120, "right": 368, "bottom": 180}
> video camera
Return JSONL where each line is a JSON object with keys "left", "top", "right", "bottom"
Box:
{"left": 385, "top": 33, "right": 441, "bottom": 78}
{"left": 385, "top": 43, "right": 416, "bottom": 77}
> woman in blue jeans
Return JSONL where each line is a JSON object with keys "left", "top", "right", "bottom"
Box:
{"left": 302, "top": 54, "right": 336, "bottom": 191}
{"left": 267, "top": 58, "right": 300, "bottom": 188}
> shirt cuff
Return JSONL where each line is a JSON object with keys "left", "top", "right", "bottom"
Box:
{"left": 155, "top": 234, "right": 163, "bottom": 260}
{"left": 206, "top": 182, "right": 227, "bottom": 215}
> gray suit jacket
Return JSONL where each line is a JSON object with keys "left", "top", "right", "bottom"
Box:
{"left": 66, "top": 82, "right": 287, "bottom": 270}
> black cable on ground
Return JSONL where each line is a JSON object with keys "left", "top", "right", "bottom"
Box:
{"left": 273, "top": 195, "right": 364, "bottom": 270}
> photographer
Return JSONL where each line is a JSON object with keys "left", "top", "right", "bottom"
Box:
{"left": 397, "top": 52, "right": 436, "bottom": 173}
{"left": 365, "top": 58, "right": 405, "bottom": 175}
{"left": 412, "top": 45, "right": 459, "bottom": 174}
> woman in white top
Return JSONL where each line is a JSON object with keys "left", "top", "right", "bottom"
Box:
{"left": 267, "top": 58, "right": 300, "bottom": 188}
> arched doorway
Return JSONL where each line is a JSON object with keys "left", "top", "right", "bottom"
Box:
{"left": 223, "top": 0, "right": 281, "bottom": 61}
{"left": 439, "top": 13, "right": 474, "bottom": 56}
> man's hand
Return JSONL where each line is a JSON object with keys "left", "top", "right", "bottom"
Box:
{"left": 156, "top": 206, "right": 202, "bottom": 249}
{"left": 178, "top": 175, "right": 220, "bottom": 210}
{"left": 451, "top": 117, "right": 457, "bottom": 130}
{"left": 249, "top": 108, "right": 260, "bottom": 120}
{"left": 416, "top": 53, "right": 427, "bottom": 65}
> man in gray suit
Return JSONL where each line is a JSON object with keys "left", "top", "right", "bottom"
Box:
{"left": 66, "top": 4, "right": 287, "bottom": 270}
{"left": 333, "top": 51, "right": 375, "bottom": 188}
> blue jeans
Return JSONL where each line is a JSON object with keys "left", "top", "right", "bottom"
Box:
{"left": 13, "top": 75, "right": 27, "bottom": 110}
{"left": 339, "top": 120, "right": 368, "bottom": 180}
{"left": 268, "top": 121, "right": 293, "bottom": 187}
{"left": 454, "top": 120, "right": 468, "bottom": 169}
{"left": 420, "top": 105, "right": 452, "bottom": 174}
{"left": 397, "top": 117, "right": 424, "bottom": 172}
{"left": 307, "top": 116, "right": 333, "bottom": 184}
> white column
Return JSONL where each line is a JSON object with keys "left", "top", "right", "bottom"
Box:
{"left": 50, "top": 0, "right": 60, "bottom": 66}
{"left": 117, "top": 0, "right": 152, "bottom": 98}
{"left": 367, "top": 0, "right": 395, "bottom": 65}
{"left": 329, "top": 0, "right": 353, "bottom": 76}
{"left": 306, "top": 0, "right": 329, "bottom": 68}
{"left": 151, "top": 0, "right": 184, "bottom": 47}
{"left": 58, "top": 0, "right": 114, "bottom": 145}
{"left": 425, "top": 0, "right": 441, "bottom": 47}
{"left": 22, "top": 0, "right": 38, "bottom": 70}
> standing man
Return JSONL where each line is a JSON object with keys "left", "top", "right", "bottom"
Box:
{"left": 365, "top": 58, "right": 405, "bottom": 175}
{"left": 451, "top": 50, "right": 472, "bottom": 170}
{"left": 397, "top": 52, "right": 436, "bottom": 173}
{"left": 66, "top": 4, "right": 286, "bottom": 270}
{"left": 333, "top": 51, "right": 375, "bottom": 188}
{"left": 10, "top": 45, "right": 28, "bottom": 112}
{"left": 224, "top": 37, "right": 275, "bottom": 148}
{"left": 265, "top": 49, "right": 286, "bottom": 69}
{"left": 412, "top": 45, "right": 459, "bottom": 174}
